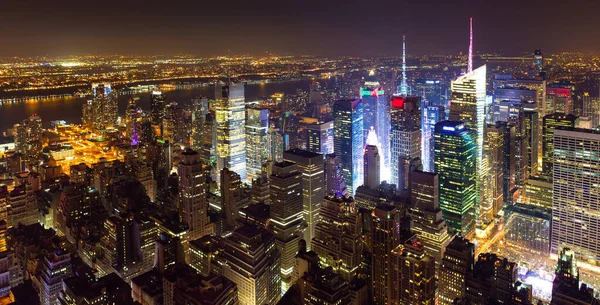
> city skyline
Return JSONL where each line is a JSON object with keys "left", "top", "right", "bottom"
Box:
{"left": 2, "top": 0, "right": 600, "bottom": 57}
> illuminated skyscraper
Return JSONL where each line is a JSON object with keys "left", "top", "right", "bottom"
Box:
{"left": 408, "top": 170, "right": 452, "bottom": 272}
{"left": 190, "top": 97, "right": 208, "bottom": 150}
{"left": 283, "top": 149, "right": 324, "bottom": 251}
{"left": 324, "top": 154, "right": 348, "bottom": 198}
{"left": 91, "top": 83, "right": 117, "bottom": 131}
{"left": 399, "top": 35, "right": 410, "bottom": 96}
{"left": 542, "top": 113, "right": 576, "bottom": 177}
{"left": 438, "top": 236, "right": 475, "bottom": 305}
{"left": 533, "top": 49, "right": 543, "bottom": 72}
{"left": 484, "top": 123, "right": 505, "bottom": 218}
{"left": 364, "top": 145, "right": 380, "bottom": 189}
{"left": 390, "top": 95, "right": 421, "bottom": 190}
{"left": 215, "top": 83, "right": 247, "bottom": 182}
{"left": 311, "top": 195, "right": 363, "bottom": 282}
{"left": 246, "top": 107, "right": 270, "bottom": 183}
{"left": 178, "top": 149, "right": 213, "bottom": 241}
{"left": 434, "top": 121, "right": 476, "bottom": 237}
{"left": 333, "top": 99, "right": 364, "bottom": 195}
{"left": 270, "top": 161, "right": 303, "bottom": 292}
{"left": 150, "top": 90, "right": 166, "bottom": 135}
{"left": 306, "top": 120, "right": 334, "bottom": 156}
{"left": 372, "top": 204, "right": 400, "bottom": 305}
{"left": 40, "top": 250, "right": 72, "bottom": 305}
{"left": 422, "top": 105, "right": 444, "bottom": 172}
{"left": 449, "top": 64, "right": 486, "bottom": 225}
{"left": 221, "top": 168, "right": 248, "bottom": 228}
{"left": 360, "top": 80, "right": 389, "bottom": 181}
{"left": 391, "top": 235, "right": 436, "bottom": 305}
{"left": 552, "top": 128, "right": 600, "bottom": 262}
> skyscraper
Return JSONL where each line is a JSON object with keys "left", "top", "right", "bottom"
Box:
{"left": 372, "top": 204, "right": 400, "bottom": 305}
{"left": 364, "top": 145, "right": 380, "bottom": 189}
{"left": 324, "top": 154, "right": 348, "bottom": 198}
{"left": 220, "top": 168, "right": 248, "bottom": 228}
{"left": 270, "top": 161, "right": 303, "bottom": 292}
{"left": 215, "top": 83, "right": 247, "bottom": 182}
{"left": 311, "top": 195, "right": 363, "bottom": 282}
{"left": 90, "top": 83, "right": 118, "bottom": 131}
{"left": 399, "top": 35, "right": 410, "bottom": 96}
{"left": 391, "top": 235, "right": 436, "bottom": 305}
{"left": 449, "top": 64, "right": 486, "bottom": 226}
{"left": 551, "top": 128, "right": 600, "bottom": 262}
{"left": 408, "top": 170, "right": 452, "bottom": 272}
{"left": 390, "top": 95, "right": 421, "bottom": 189}
{"left": 360, "top": 80, "right": 389, "bottom": 182}
{"left": 422, "top": 105, "right": 444, "bottom": 173}
{"left": 40, "top": 250, "right": 72, "bottom": 305}
{"left": 542, "top": 113, "right": 576, "bottom": 177}
{"left": 150, "top": 90, "right": 166, "bottom": 135}
{"left": 178, "top": 149, "right": 213, "bottom": 241}
{"left": 283, "top": 149, "right": 324, "bottom": 251}
{"left": 306, "top": 120, "right": 334, "bottom": 156}
{"left": 246, "top": 107, "right": 270, "bottom": 183}
{"left": 434, "top": 121, "right": 477, "bottom": 237}
{"left": 333, "top": 99, "right": 364, "bottom": 195}
{"left": 220, "top": 224, "right": 281, "bottom": 305}
{"left": 438, "top": 236, "right": 475, "bottom": 305}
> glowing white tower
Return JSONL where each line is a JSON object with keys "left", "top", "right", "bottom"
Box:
{"left": 468, "top": 17, "right": 473, "bottom": 73}
{"left": 399, "top": 35, "right": 409, "bottom": 96}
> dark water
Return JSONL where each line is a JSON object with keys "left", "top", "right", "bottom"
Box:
{"left": 0, "top": 80, "right": 312, "bottom": 131}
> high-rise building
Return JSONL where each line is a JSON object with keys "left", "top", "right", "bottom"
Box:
{"left": 283, "top": 149, "right": 324, "bottom": 251}
{"left": 484, "top": 123, "right": 505, "bottom": 218}
{"left": 552, "top": 128, "right": 600, "bottom": 262}
{"left": 270, "top": 161, "right": 303, "bottom": 292}
{"left": 434, "top": 121, "right": 477, "bottom": 236}
{"left": 390, "top": 95, "right": 421, "bottom": 189}
{"left": 449, "top": 65, "right": 486, "bottom": 225}
{"left": 464, "top": 253, "right": 518, "bottom": 305}
{"left": 190, "top": 97, "right": 209, "bottom": 150}
{"left": 311, "top": 196, "right": 363, "bottom": 282}
{"left": 422, "top": 105, "right": 444, "bottom": 172}
{"left": 150, "top": 90, "right": 166, "bottom": 133}
{"left": 391, "top": 235, "right": 436, "bottom": 305}
{"left": 246, "top": 107, "right": 270, "bottom": 183}
{"left": 505, "top": 203, "right": 551, "bottom": 256}
{"left": 542, "top": 113, "right": 576, "bottom": 177}
{"left": 333, "top": 99, "right": 364, "bottom": 195}
{"left": 547, "top": 87, "right": 573, "bottom": 115}
{"left": 324, "top": 154, "right": 348, "bottom": 198}
{"left": 250, "top": 173, "right": 271, "bottom": 205}
{"left": 306, "top": 120, "right": 334, "bottom": 156}
{"left": 90, "top": 83, "right": 118, "bottom": 131}
{"left": 551, "top": 248, "right": 599, "bottom": 305}
{"left": 178, "top": 149, "right": 213, "bottom": 240}
{"left": 438, "top": 236, "right": 475, "bottom": 305}
{"left": 360, "top": 78, "right": 389, "bottom": 180}
{"left": 221, "top": 168, "right": 249, "bottom": 228}
{"left": 215, "top": 83, "right": 247, "bottom": 182}
{"left": 408, "top": 170, "right": 452, "bottom": 272}
{"left": 371, "top": 204, "right": 400, "bottom": 305}
{"left": 363, "top": 145, "right": 380, "bottom": 189}
{"left": 219, "top": 224, "right": 281, "bottom": 305}
{"left": 162, "top": 263, "right": 239, "bottom": 305}
{"left": 582, "top": 92, "right": 600, "bottom": 128}
{"left": 414, "top": 79, "right": 445, "bottom": 108}
{"left": 40, "top": 250, "right": 72, "bottom": 305}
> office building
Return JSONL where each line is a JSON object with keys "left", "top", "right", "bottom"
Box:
{"left": 422, "top": 105, "right": 444, "bottom": 172}
{"left": 360, "top": 77, "right": 389, "bottom": 180}
{"left": 449, "top": 65, "right": 486, "bottom": 225}
{"left": 552, "top": 128, "right": 600, "bottom": 262}
{"left": 270, "top": 161, "right": 303, "bottom": 292}
{"left": 219, "top": 224, "right": 281, "bottom": 305}
{"left": 408, "top": 170, "right": 452, "bottom": 270}
{"left": 333, "top": 99, "right": 364, "bottom": 195}
{"left": 464, "top": 253, "right": 518, "bottom": 305}
{"left": 390, "top": 95, "right": 421, "bottom": 189}
{"left": 551, "top": 248, "right": 599, "bottom": 305}
{"left": 484, "top": 123, "right": 505, "bottom": 219}
{"left": 40, "top": 250, "right": 72, "bottom": 305}
{"left": 434, "top": 121, "right": 477, "bottom": 236}
{"left": 283, "top": 149, "right": 324, "bottom": 251}
{"left": 150, "top": 90, "right": 166, "bottom": 133}
{"left": 178, "top": 149, "right": 213, "bottom": 240}
{"left": 215, "top": 83, "right": 247, "bottom": 181}
{"left": 311, "top": 196, "right": 363, "bottom": 282}
{"left": 392, "top": 235, "right": 436, "bottom": 305}
{"left": 221, "top": 168, "right": 249, "bottom": 228}
{"left": 438, "top": 236, "right": 475, "bottom": 305}
{"left": 371, "top": 204, "right": 400, "bottom": 305}
{"left": 547, "top": 87, "right": 573, "bottom": 115}
{"left": 324, "top": 154, "right": 348, "bottom": 198}
{"left": 306, "top": 120, "right": 334, "bottom": 156}
{"left": 542, "top": 113, "right": 576, "bottom": 177}
{"left": 414, "top": 79, "right": 445, "bottom": 108}
{"left": 505, "top": 203, "right": 551, "bottom": 256}
{"left": 246, "top": 107, "right": 270, "bottom": 183}
{"left": 162, "top": 263, "right": 239, "bottom": 305}
{"left": 363, "top": 145, "right": 380, "bottom": 189}
{"left": 60, "top": 272, "right": 133, "bottom": 305}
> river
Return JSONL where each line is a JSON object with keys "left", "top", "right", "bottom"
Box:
{"left": 0, "top": 80, "right": 312, "bottom": 131}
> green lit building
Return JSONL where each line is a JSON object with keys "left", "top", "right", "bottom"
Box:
{"left": 434, "top": 121, "right": 476, "bottom": 237}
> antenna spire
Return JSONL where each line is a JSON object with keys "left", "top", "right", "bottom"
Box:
{"left": 400, "top": 35, "right": 409, "bottom": 96}
{"left": 468, "top": 17, "right": 473, "bottom": 73}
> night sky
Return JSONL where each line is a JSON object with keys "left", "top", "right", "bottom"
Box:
{"left": 1, "top": 0, "right": 599, "bottom": 56}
